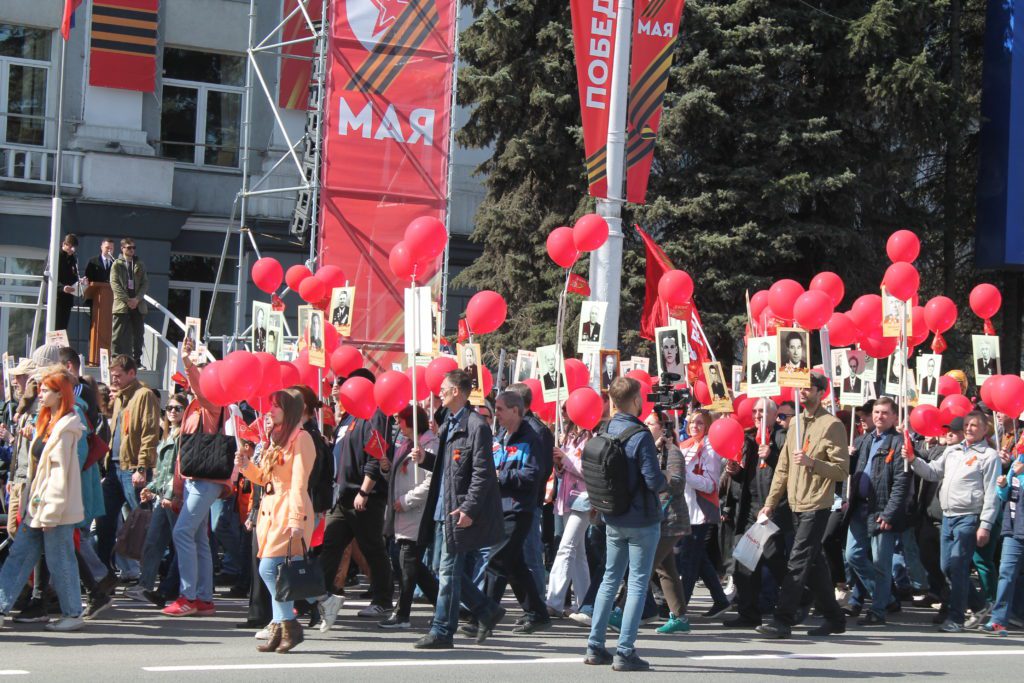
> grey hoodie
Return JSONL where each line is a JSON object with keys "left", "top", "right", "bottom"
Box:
{"left": 910, "top": 440, "right": 1000, "bottom": 531}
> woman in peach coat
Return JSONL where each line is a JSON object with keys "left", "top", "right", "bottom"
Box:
{"left": 236, "top": 388, "right": 316, "bottom": 653}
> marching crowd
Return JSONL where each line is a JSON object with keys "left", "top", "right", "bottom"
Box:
{"left": 1, "top": 337, "right": 1023, "bottom": 672}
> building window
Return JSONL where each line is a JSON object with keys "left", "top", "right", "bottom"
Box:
{"left": 0, "top": 249, "right": 46, "bottom": 358}
{"left": 160, "top": 47, "right": 244, "bottom": 168}
{"left": 0, "top": 24, "right": 51, "bottom": 147}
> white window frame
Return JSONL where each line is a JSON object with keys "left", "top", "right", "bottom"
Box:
{"left": 0, "top": 31, "right": 52, "bottom": 148}
{"left": 160, "top": 76, "right": 245, "bottom": 169}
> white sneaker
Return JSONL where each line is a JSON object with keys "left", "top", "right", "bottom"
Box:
{"left": 966, "top": 603, "right": 993, "bottom": 630}
{"left": 723, "top": 576, "right": 737, "bottom": 602}
{"left": 124, "top": 586, "right": 149, "bottom": 602}
{"left": 254, "top": 627, "right": 271, "bottom": 640}
{"left": 835, "top": 588, "right": 851, "bottom": 608}
{"left": 44, "top": 616, "right": 84, "bottom": 632}
{"left": 357, "top": 604, "right": 389, "bottom": 618}
{"left": 568, "top": 611, "right": 593, "bottom": 626}
{"left": 318, "top": 594, "right": 345, "bottom": 633}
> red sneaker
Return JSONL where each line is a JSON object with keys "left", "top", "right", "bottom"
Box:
{"left": 194, "top": 600, "right": 216, "bottom": 617}
{"left": 161, "top": 597, "right": 198, "bottom": 617}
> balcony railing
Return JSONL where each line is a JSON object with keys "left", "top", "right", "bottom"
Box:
{"left": 0, "top": 143, "right": 83, "bottom": 190}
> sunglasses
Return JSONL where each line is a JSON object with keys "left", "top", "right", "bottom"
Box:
{"left": 166, "top": 405, "right": 183, "bottom": 412}
{"left": 777, "top": 413, "right": 794, "bottom": 420}
{"left": 123, "top": 246, "right": 136, "bottom": 251}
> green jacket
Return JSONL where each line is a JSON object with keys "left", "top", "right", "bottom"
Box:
{"left": 110, "top": 256, "right": 149, "bottom": 315}
{"left": 146, "top": 432, "right": 179, "bottom": 500}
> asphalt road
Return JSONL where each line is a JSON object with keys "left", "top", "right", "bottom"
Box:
{"left": 1, "top": 587, "right": 1021, "bottom": 681}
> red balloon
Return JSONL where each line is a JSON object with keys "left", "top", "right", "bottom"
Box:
{"left": 388, "top": 241, "right": 418, "bottom": 281}
{"left": 887, "top": 230, "right": 921, "bottom": 263}
{"left": 708, "top": 417, "right": 745, "bottom": 463}
{"left": 253, "top": 352, "right": 281, "bottom": 398}
{"left": 564, "top": 358, "right": 589, "bottom": 392}
{"left": 625, "top": 369, "right": 654, "bottom": 386}
{"left": 199, "top": 362, "right": 232, "bottom": 407}
{"left": 860, "top": 331, "right": 898, "bottom": 359}
{"left": 566, "top": 387, "right": 603, "bottom": 430}
{"left": 425, "top": 356, "right": 459, "bottom": 395}
{"left": 521, "top": 378, "right": 546, "bottom": 412}
{"left": 750, "top": 290, "right": 771, "bottom": 320}
{"left": 940, "top": 394, "right": 972, "bottom": 419}
{"left": 793, "top": 290, "right": 834, "bottom": 330}
{"left": 693, "top": 379, "right": 711, "bottom": 405}
{"left": 910, "top": 404, "right": 944, "bottom": 437}
{"left": 315, "top": 264, "right": 347, "bottom": 290}
{"left": 768, "top": 279, "right": 805, "bottom": 321}
{"left": 251, "top": 257, "right": 284, "bottom": 294}
{"left": 279, "top": 361, "right": 300, "bottom": 388}
{"left": 291, "top": 352, "right": 320, "bottom": 389}
{"left": 969, "top": 284, "right": 1002, "bottom": 321}
{"left": 339, "top": 376, "right": 376, "bottom": 420}
{"left": 537, "top": 401, "right": 557, "bottom": 424}
{"left": 773, "top": 386, "right": 797, "bottom": 405}
{"left": 298, "top": 276, "right": 326, "bottom": 304}
{"left": 465, "top": 290, "right": 507, "bottom": 335}
{"left": 908, "top": 306, "right": 929, "bottom": 347}
{"left": 850, "top": 295, "right": 883, "bottom": 335}
{"left": 809, "top": 272, "right": 845, "bottom": 307}
{"left": 322, "top": 323, "right": 339, "bottom": 354}
{"left": 404, "top": 216, "right": 448, "bottom": 260}
{"left": 402, "top": 365, "right": 430, "bottom": 402}
{"left": 735, "top": 396, "right": 756, "bottom": 430}
{"left": 882, "top": 262, "right": 920, "bottom": 301}
{"left": 375, "top": 371, "right": 412, "bottom": 415}
{"left": 990, "top": 374, "right": 1024, "bottom": 416}
{"left": 938, "top": 375, "right": 962, "bottom": 397}
{"left": 827, "top": 312, "right": 860, "bottom": 347}
{"left": 658, "top": 270, "right": 695, "bottom": 307}
{"left": 980, "top": 375, "right": 996, "bottom": 407}
{"left": 330, "top": 346, "right": 363, "bottom": 377}
{"left": 923, "top": 296, "right": 957, "bottom": 334}
{"left": 285, "top": 264, "right": 312, "bottom": 291}
{"left": 481, "top": 366, "right": 494, "bottom": 397}
{"left": 221, "top": 351, "right": 262, "bottom": 402}
{"left": 572, "top": 213, "right": 609, "bottom": 252}
{"left": 546, "top": 227, "right": 579, "bottom": 268}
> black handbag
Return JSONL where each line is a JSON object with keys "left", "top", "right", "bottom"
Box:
{"left": 179, "top": 408, "right": 235, "bottom": 480}
{"left": 275, "top": 538, "right": 326, "bottom": 602}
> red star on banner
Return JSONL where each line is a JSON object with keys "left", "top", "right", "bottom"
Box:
{"left": 370, "top": 0, "right": 409, "bottom": 36}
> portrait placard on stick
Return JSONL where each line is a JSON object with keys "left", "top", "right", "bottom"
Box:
{"left": 99, "top": 348, "right": 111, "bottom": 385}
{"left": 598, "top": 349, "right": 620, "bottom": 394}
{"left": 840, "top": 349, "right": 867, "bottom": 407}
{"left": 577, "top": 300, "right": 607, "bottom": 354}
{"left": 458, "top": 343, "right": 485, "bottom": 405}
{"left": 778, "top": 327, "right": 810, "bottom": 388}
{"left": 830, "top": 348, "right": 848, "bottom": 388}
{"left": 252, "top": 301, "right": 270, "bottom": 352}
{"left": 537, "top": 344, "right": 568, "bottom": 403}
{"left": 514, "top": 350, "right": 536, "bottom": 382}
{"left": 330, "top": 286, "right": 355, "bottom": 337}
{"left": 296, "top": 305, "right": 313, "bottom": 351}
{"left": 881, "top": 287, "right": 912, "bottom": 339}
{"left": 307, "top": 309, "right": 326, "bottom": 368}
{"left": 747, "top": 336, "right": 780, "bottom": 398}
{"left": 184, "top": 317, "right": 201, "bottom": 350}
{"left": 972, "top": 334, "right": 1001, "bottom": 384}
{"left": 631, "top": 357, "right": 650, "bottom": 374}
{"left": 702, "top": 362, "right": 732, "bottom": 412}
{"left": 917, "top": 353, "right": 942, "bottom": 406}
{"left": 404, "top": 286, "right": 432, "bottom": 355}
{"left": 731, "top": 365, "right": 744, "bottom": 395}
{"left": 267, "top": 312, "right": 284, "bottom": 358}
{"left": 654, "top": 325, "right": 686, "bottom": 382}
{"left": 46, "top": 329, "right": 70, "bottom": 348}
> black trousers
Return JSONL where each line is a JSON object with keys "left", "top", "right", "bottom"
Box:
{"left": 319, "top": 495, "right": 393, "bottom": 607}
{"left": 734, "top": 518, "right": 789, "bottom": 623}
{"left": 774, "top": 508, "right": 844, "bottom": 626}
{"left": 395, "top": 539, "right": 438, "bottom": 620}
{"left": 484, "top": 510, "right": 549, "bottom": 623}
{"left": 247, "top": 525, "right": 271, "bottom": 625}
{"left": 112, "top": 310, "right": 144, "bottom": 364}
{"left": 56, "top": 293, "right": 74, "bottom": 334}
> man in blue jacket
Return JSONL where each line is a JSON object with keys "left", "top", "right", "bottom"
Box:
{"left": 484, "top": 391, "right": 551, "bottom": 635}
{"left": 585, "top": 377, "right": 666, "bottom": 672}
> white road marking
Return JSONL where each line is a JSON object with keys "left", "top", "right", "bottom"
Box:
{"left": 0, "top": 672, "right": 29, "bottom": 676}
{"left": 143, "top": 648, "right": 1024, "bottom": 673}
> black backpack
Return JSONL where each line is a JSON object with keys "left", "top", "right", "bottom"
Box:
{"left": 581, "top": 424, "right": 647, "bottom": 516}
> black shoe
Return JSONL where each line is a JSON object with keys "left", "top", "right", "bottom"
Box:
{"left": 858, "top": 612, "right": 886, "bottom": 626}
{"left": 793, "top": 605, "right": 810, "bottom": 625}
{"left": 226, "top": 585, "right": 249, "bottom": 599}
{"left": 514, "top": 615, "right": 528, "bottom": 626}
{"left": 512, "top": 619, "right": 551, "bottom": 635}
{"left": 723, "top": 616, "right": 762, "bottom": 628}
{"left": 842, "top": 605, "right": 862, "bottom": 617}
{"left": 612, "top": 651, "right": 651, "bottom": 672}
{"left": 755, "top": 621, "right": 792, "bottom": 639}
{"left": 584, "top": 646, "right": 614, "bottom": 665}
{"left": 808, "top": 620, "right": 846, "bottom": 636}
{"left": 82, "top": 592, "right": 112, "bottom": 621}
{"left": 886, "top": 600, "right": 902, "bottom": 614}
{"left": 414, "top": 633, "right": 454, "bottom": 649}
{"left": 308, "top": 608, "right": 322, "bottom": 630}
{"left": 702, "top": 602, "right": 731, "bottom": 619}
{"left": 95, "top": 573, "right": 118, "bottom": 598}
{"left": 931, "top": 609, "right": 949, "bottom": 625}
{"left": 378, "top": 613, "right": 411, "bottom": 629}
{"left": 460, "top": 621, "right": 479, "bottom": 637}
{"left": 142, "top": 590, "right": 168, "bottom": 608}
{"left": 476, "top": 606, "right": 507, "bottom": 644}
{"left": 235, "top": 619, "right": 269, "bottom": 629}
{"left": 12, "top": 599, "right": 49, "bottom": 623}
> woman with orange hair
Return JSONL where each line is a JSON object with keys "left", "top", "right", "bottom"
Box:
{"left": 0, "top": 369, "right": 86, "bottom": 632}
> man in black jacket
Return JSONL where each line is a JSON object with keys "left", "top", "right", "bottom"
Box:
{"left": 412, "top": 369, "right": 505, "bottom": 649}
{"left": 317, "top": 369, "right": 394, "bottom": 628}
{"left": 56, "top": 233, "right": 81, "bottom": 332}
{"left": 843, "top": 397, "right": 910, "bottom": 625}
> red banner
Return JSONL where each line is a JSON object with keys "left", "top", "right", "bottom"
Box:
{"left": 570, "top": 0, "right": 620, "bottom": 199}
{"left": 625, "top": 0, "right": 685, "bottom": 203}
{"left": 278, "top": 0, "right": 323, "bottom": 110}
{"left": 88, "top": 0, "right": 159, "bottom": 92}
{"left": 318, "top": 0, "right": 457, "bottom": 371}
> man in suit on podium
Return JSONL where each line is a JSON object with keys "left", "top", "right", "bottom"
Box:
{"left": 85, "top": 238, "right": 115, "bottom": 285}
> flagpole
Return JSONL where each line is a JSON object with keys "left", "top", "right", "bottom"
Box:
{"left": 46, "top": 31, "right": 70, "bottom": 335}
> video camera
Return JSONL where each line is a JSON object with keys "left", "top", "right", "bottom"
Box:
{"left": 646, "top": 372, "right": 691, "bottom": 414}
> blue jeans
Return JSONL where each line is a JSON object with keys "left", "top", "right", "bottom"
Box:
{"left": 211, "top": 496, "right": 243, "bottom": 577}
{"left": 258, "top": 556, "right": 302, "bottom": 622}
{"left": 940, "top": 514, "right": 985, "bottom": 624}
{"left": 991, "top": 536, "right": 1024, "bottom": 627}
{"left": 172, "top": 479, "right": 221, "bottom": 601}
{"left": 430, "top": 526, "right": 500, "bottom": 641}
{"left": 845, "top": 506, "right": 898, "bottom": 618}
{"left": 98, "top": 467, "right": 142, "bottom": 576}
{"left": 0, "top": 522, "right": 81, "bottom": 617}
{"left": 588, "top": 521, "right": 660, "bottom": 656}
{"left": 679, "top": 523, "right": 728, "bottom": 606}
{"left": 893, "top": 528, "right": 928, "bottom": 593}
{"left": 140, "top": 505, "right": 178, "bottom": 590}
{"left": 524, "top": 508, "right": 547, "bottom": 598}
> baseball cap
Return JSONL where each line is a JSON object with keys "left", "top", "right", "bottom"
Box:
{"left": 944, "top": 416, "right": 964, "bottom": 432}
{"left": 9, "top": 357, "right": 36, "bottom": 377}
{"left": 809, "top": 371, "right": 829, "bottom": 392}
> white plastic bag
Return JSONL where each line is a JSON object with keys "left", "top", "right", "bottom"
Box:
{"left": 733, "top": 518, "right": 780, "bottom": 572}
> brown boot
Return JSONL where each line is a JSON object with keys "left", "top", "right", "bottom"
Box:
{"left": 256, "top": 623, "right": 282, "bottom": 652}
{"left": 276, "top": 619, "right": 304, "bottom": 653}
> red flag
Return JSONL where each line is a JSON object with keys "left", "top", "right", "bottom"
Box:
{"left": 62, "top": 0, "right": 83, "bottom": 40}
{"left": 903, "top": 428, "right": 915, "bottom": 461}
{"left": 457, "top": 318, "right": 470, "bottom": 343}
{"left": 364, "top": 429, "right": 386, "bottom": 461}
{"left": 234, "top": 416, "right": 261, "bottom": 444}
{"left": 271, "top": 294, "right": 286, "bottom": 312}
{"left": 171, "top": 371, "right": 189, "bottom": 388}
{"left": 567, "top": 272, "right": 591, "bottom": 296}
